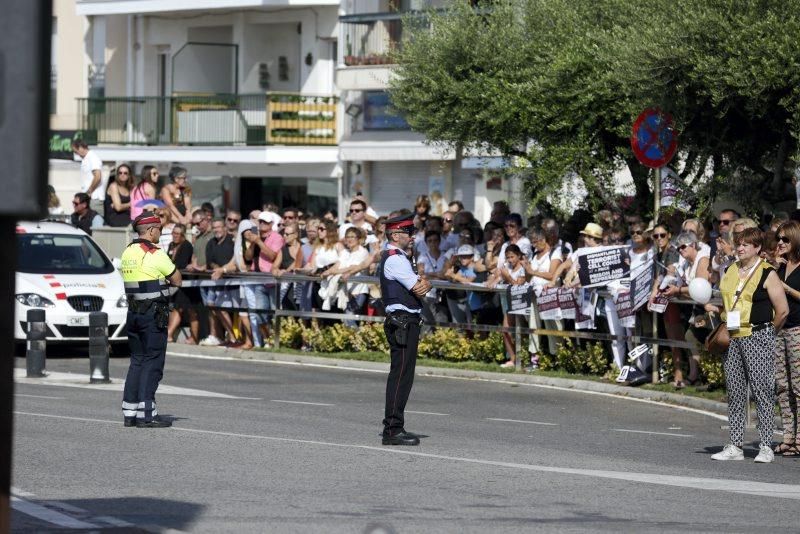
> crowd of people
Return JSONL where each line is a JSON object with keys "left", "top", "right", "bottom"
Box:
{"left": 58, "top": 144, "right": 800, "bottom": 460}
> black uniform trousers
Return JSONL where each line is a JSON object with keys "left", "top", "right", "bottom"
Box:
{"left": 382, "top": 311, "right": 422, "bottom": 435}
{"left": 122, "top": 307, "right": 168, "bottom": 422}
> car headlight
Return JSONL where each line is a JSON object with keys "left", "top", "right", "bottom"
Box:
{"left": 15, "top": 293, "right": 55, "bottom": 308}
{"left": 116, "top": 295, "right": 128, "bottom": 308}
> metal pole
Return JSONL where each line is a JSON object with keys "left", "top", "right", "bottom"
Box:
{"left": 88, "top": 312, "right": 110, "bottom": 383}
{"left": 272, "top": 282, "right": 281, "bottom": 349}
{"left": 651, "top": 166, "right": 662, "bottom": 384}
{"left": 25, "top": 309, "right": 47, "bottom": 377}
{"left": 515, "top": 319, "right": 522, "bottom": 371}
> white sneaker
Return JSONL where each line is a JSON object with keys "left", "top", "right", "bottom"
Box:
{"left": 754, "top": 445, "right": 775, "bottom": 464}
{"left": 198, "top": 335, "right": 222, "bottom": 346}
{"left": 711, "top": 444, "right": 744, "bottom": 461}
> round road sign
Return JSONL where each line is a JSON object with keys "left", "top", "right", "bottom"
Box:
{"left": 631, "top": 107, "right": 678, "bottom": 168}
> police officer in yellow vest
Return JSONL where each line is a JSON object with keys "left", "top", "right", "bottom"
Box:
{"left": 121, "top": 212, "right": 182, "bottom": 428}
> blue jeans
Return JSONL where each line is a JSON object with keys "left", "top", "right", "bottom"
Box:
{"left": 345, "top": 293, "right": 368, "bottom": 328}
{"left": 243, "top": 284, "right": 275, "bottom": 347}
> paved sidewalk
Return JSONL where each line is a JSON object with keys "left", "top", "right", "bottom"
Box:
{"left": 166, "top": 342, "right": 729, "bottom": 416}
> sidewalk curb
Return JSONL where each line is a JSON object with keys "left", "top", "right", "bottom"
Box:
{"left": 168, "top": 343, "right": 729, "bottom": 416}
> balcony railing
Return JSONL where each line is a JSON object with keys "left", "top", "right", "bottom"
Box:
{"left": 76, "top": 93, "right": 339, "bottom": 146}
{"left": 339, "top": 11, "right": 436, "bottom": 67}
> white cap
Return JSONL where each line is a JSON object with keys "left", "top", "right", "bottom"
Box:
{"left": 456, "top": 245, "right": 475, "bottom": 256}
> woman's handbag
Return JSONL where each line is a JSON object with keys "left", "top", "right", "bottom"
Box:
{"left": 704, "top": 264, "right": 760, "bottom": 356}
{"left": 705, "top": 322, "right": 730, "bottom": 356}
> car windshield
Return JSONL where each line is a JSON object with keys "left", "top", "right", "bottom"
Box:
{"left": 17, "top": 233, "right": 114, "bottom": 274}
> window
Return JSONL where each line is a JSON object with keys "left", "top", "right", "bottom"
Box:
{"left": 17, "top": 234, "right": 114, "bottom": 275}
{"left": 363, "top": 91, "right": 409, "bottom": 130}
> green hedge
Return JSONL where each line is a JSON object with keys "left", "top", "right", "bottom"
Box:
{"left": 276, "top": 319, "right": 619, "bottom": 373}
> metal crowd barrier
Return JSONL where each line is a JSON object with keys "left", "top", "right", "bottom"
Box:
{"left": 179, "top": 270, "right": 715, "bottom": 380}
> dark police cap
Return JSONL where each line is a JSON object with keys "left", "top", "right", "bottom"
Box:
{"left": 385, "top": 213, "right": 415, "bottom": 233}
{"left": 133, "top": 211, "right": 162, "bottom": 229}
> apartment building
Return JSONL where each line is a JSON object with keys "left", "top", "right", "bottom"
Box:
{"left": 48, "top": 0, "right": 98, "bottom": 210}
{"left": 336, "top": 0, "right": 516, "bottom": 221}
{"left": 72, "top": 0, "right": 342, "bottom": 217}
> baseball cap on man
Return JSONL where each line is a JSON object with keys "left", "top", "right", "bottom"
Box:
{"left": 257, "top": 210, "right": 282, "bottom": 231}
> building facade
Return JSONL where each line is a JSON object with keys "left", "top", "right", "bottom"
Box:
{"left": 58, "top": 0, "right": 515, "bottom": 222}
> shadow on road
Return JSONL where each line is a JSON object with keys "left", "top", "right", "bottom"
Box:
{"left": 12, "top": 496, "right": 205, "bottom": 533}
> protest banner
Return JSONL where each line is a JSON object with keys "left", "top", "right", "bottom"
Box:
{"left": 508, "top": 283, "right": 532, "bottom": 315}
{"left": 614, "top": 290, "right": 636, "bottom": 328}
{"left": 614, "top": 259, "right": 654, "bottom": 324}
{"left": 537, "top": 287, "right": 562, "bottom": 320}
{"left": 557, "top": 287, "right": 577, "bottom": 320}
{"left": 575, "top": 289, "right": 596, "bottom": 330}
{"left": 632, "top": 260, "right": 654, "bottom": 311}
{"left": 576, "top": 246, "right": 630, "bottom": 288}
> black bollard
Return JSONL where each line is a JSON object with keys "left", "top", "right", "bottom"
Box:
{"left": 88, "top": 312, "right": 110, "bottom": 383}
{"left": 26, "top": 309, "right": 47, "bottom": 377}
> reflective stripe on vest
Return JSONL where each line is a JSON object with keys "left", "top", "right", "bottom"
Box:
{"left": 124, "top": 279, "right": 170, "bottom": 300}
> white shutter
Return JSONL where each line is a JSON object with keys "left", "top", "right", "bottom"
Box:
{"left": 452, "top": 165, "right": 477, "bottom": 212}
{"left": 370, "top": 161, "right": 430, "bottom": 215}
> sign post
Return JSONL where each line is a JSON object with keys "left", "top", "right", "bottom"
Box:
{"left": 631, "top": 107, "right": 678, "bottom": 385}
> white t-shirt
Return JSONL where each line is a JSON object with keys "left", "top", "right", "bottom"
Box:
{"left": 314, "top": 245, "right": 340, "bottom": 270}
{"left": 629, "top": 246, "right": 654, "bottom": 272}
{"left": 339, "top": 222, "right": 376, "bottom": 245}
{"left": 677, "top": 242, "right": 711, "bottom": 284}
{"left": 529, "top": 248, "right": 563, "bottom": 289}
{"left": 418, "top": 250, "right": 447, "bottom": 277}
{"left": 338, "top": 246, "right": 370, "bottom": 295}
{"left": 498, "top": 237, "right": 532, "bottom": 269}
{"left": 79, "top": 149, "right": 106, "bottom": 201}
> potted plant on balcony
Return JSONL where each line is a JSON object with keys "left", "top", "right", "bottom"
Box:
{"left": 344, "top": 35, "right": 356, "bottom": 66}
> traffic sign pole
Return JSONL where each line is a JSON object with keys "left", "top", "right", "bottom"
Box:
{"left": 652, "top": 166, "right": 661, "bottom": 384}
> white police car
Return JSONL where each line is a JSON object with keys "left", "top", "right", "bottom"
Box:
{"left": 14, "top": 221, "right": 128, "bottom": 348}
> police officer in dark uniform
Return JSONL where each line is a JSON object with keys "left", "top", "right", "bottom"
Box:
{"left": 379, "top": 214, "right": 432, "bottom": 445}
{"left": 120, "top": 212, "right": 182, "bottom": 428}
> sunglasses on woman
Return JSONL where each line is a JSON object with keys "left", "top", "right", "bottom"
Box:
{"left": 779, "top": 235, "right": 791, "bottom": 244}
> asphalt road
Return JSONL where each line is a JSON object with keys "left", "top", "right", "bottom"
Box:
{"left": 10, "top": 348, "right": 800, "bottom": 533}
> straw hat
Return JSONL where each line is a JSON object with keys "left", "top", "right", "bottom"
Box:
{"left": 579, "top": 222, "right": 604, "bottom": 240}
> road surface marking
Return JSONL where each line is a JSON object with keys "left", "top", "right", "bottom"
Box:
{"left": 165, "top": 350, "right": 728, "bottom": 421}
{"left": 612, "top": 428, "right": 693, "bottom": 438}
{"left": 406, "top": 410, "right": 450, "bottom": 416}
{"left": 11, "top": 487, "right": 34, "bottom": 497}
{"left": 168, "top": 350, "right": 389, "bottom": 373}
{"left": 271, "top": 400, "right": 334, "bottom": 406}
{"left": 486, "top": 418, "right": 558, "bottom": 426}
{"left": 11, "top": 496, "right": 99, "bottom": 529}
{"left": 15, "top": 393, "right": 66, "bottom": 400}
{"left": 94, "top": 516, "right": 135, "bottom": 527}
{"left": 14, "top": 411, "right": 800, "bottom": 500}
{"left": 11, "top": 488, "right": 136, "bottom": 529}
{"left": 14, "top": 369, "right": 260, "bottom": 399}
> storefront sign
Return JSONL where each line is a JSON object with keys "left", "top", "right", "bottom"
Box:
{"left": 49, "top": 130, "right": 85, "bottom": 160}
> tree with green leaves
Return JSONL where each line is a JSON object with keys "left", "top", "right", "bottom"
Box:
{"left": 389, "top": 0, "right": 800, "bottom": 218}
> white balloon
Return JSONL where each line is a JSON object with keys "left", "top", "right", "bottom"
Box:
{"left": 688, "top": 278, "right": 713, "bottom": 304}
